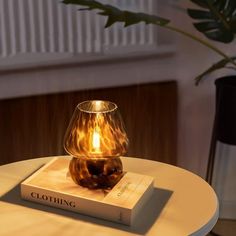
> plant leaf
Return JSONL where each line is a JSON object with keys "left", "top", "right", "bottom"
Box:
{"left": 193, "top": 21, "right": 221, "bottom": 31}
{"left": 224, "top": 1, "right": 236, "bottom": 17}
{"left": 230, "top": 17, "right": 236, "bottom": 32}
{"left": 190, "top": 0, "right": 210, "bottom": 9}
{"left": 188, "top": 0, "right": 236, "bottom": 43}
{"left": 195, "top": 56, "right": 236, "bottom": 85}
{"left": 187, "top": 9, "right": 213, "bottom": 20}
{"left": 215, "top": 0, "right": 227, "bottom": 11}
{"left": 205, "top": 29, "right": 234, "bottom": 42}
{"left": 62, "top": 0, "right": 170, "bottom": 28}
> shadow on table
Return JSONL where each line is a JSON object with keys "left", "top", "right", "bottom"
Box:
{"left": 0, "top": 183, "right": 172, "bottom": 235}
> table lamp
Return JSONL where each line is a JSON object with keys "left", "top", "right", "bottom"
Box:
{"left": 64, "top": 100, "right": 129, "bottom": 189}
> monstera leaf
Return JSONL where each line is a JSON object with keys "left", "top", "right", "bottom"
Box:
{"left": 62, "top": 0, "right": 170, "bottom": 27}
{"left": 188, "top": 0, "right": 236, "bottom": 43}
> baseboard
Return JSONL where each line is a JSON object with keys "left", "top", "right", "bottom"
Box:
{"left": 219, "top": 200, "right": 236, "bottom": 219}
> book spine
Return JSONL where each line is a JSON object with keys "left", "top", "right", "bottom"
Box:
{"left": 20, "top": 183, "right": 131, "bottom": 225}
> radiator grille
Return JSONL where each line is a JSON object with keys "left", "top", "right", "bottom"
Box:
{"left": 0, "top": 0, "right": 157, "bottom": 56}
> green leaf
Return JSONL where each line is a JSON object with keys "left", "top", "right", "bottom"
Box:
{"left": 188, "top": 0, "right": 236, "bottom": 43}
{"left": 193, "top": 21, "right": 220, "bottom": 32}
{"left": 230, "top": 18, "right": 236, "bottom": 32}
{"left": 190, "top": 0, "right": 210, "bottom": 9}
{"left": 187, "top": 9, "right": 213, "bottom": 20}
{"left": 195, "top": 56, "right": 236, "bottom": 85}
{"left": 224, "top": 1, "right": 236, "bottom": 17}
{"left": 215, "top": 0, "right": 227, "bottom": 11}
{"left": 204, "top": 28, "right": 234, "bottom": 43}
{"left": 62, "top": 0, "right": 170, "bottom": 28}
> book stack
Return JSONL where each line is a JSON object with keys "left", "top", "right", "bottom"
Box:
{"left": 21, "top": 157, "right": 154, "bottom": 225}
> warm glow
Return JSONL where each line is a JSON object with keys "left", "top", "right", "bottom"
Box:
{"left": 94, "top": 101, "right": 102, "bottom": 112}
{"left": 92, "top": 129, "right": 101, "bottom": 152}
{"left": 64, "top": 100, "right": 129, "bottom": 158}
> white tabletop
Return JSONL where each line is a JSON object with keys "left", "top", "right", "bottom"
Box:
{"left": 0, "top": 156, "right": 218, "bottom": 236}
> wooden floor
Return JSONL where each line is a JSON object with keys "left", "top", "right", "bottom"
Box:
{"left": 208, "top": 219, "right": 236, "bottom": 236}
{"left": 0, "top": 81, "right": 177, "bottom": 165}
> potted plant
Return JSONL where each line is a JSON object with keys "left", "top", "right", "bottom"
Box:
{"left": 62, "top": 0, "right": 236, "bottom": 183}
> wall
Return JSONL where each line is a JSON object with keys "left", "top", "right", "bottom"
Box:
{"left": 0, "top": 55, "right": 176, "bottom": 99}
{"left": 168, "top": 1, "right": 236, "bottom": 219}
{"left": 0, "top": 0, "right": 235, "bottom": 218}
{"left": 0, "top": 82, "right": 177, "bottom": 166}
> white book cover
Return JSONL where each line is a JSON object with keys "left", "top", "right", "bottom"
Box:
{"left": 21, "top": 157, "right": 154, "bottom": 225}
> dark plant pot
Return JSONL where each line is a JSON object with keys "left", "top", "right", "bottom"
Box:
{"left": 215, "top": 76, "right": 236, "bottom": 145}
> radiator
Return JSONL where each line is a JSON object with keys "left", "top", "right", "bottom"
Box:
{"left": 0, "top": 0, "right": 156, "bottom": 59}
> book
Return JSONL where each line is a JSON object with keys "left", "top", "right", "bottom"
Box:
{"left": 20, "top": 157, "right": 154, "bottom": 225}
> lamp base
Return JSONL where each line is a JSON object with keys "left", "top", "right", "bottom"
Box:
{"left": 69, "top": 156, "right": 123, "bottom": 189}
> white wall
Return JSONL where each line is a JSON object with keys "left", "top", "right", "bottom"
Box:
{"left": 0, "top": 55, "right": 176, "bottom": 99}
{"left": 0, "top": 0, "right": 235, "bottom": 218}
{"left": 168, "top": 1, "right": 236, "bottom": 219}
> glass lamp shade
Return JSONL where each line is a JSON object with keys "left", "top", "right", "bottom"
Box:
{"left": 64, "top": 100, "right": 129, "bottom": 189}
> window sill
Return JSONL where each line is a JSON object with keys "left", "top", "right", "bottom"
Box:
{"left": 0, "top": 45, "right": 176, "bottom": 73}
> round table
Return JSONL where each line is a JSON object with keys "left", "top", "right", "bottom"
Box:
{"left": 0, "top": 156, "right": 218, "bottom": 236}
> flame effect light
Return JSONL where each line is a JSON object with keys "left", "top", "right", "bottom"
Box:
{"left": 64, "top": 100, "right": 129, "bottom": 189}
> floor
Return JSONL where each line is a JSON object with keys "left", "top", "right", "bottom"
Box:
{"left": 208, "top": 219, "right": 236, "bottom": 236}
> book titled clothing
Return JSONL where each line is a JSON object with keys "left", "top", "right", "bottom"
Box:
{"left": 20, "top": 157, "right": 154, "bottom": 225}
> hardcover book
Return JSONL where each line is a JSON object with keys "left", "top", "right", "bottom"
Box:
{"left": 20, "top": 157, "right": 154, "bottom": 225}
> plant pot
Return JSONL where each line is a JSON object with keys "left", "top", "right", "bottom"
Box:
{"left": 215, "top": 76, "right": 236, "bottom": 145}
{"left": 206, "top": 75, "right": 236, "bottom": 184}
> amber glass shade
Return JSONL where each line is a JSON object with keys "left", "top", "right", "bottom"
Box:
{"left": 64, "top": 100, "right": 129, "bottom": 189}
